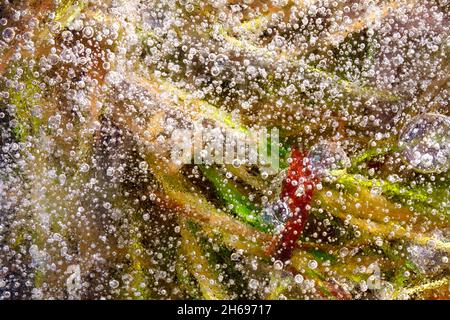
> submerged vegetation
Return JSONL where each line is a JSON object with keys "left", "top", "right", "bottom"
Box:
{"left": 0, "top": 0, "right": 449, "bottom": 300}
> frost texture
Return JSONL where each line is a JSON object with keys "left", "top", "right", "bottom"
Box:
{"left": 0, "top": 0, "right": 449, "bottom": 300}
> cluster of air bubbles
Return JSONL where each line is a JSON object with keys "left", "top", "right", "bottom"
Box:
{"left": 399, "top": 113, "right": 450, "bottom": 173}
{"left": 0, "top": 0, "right": 448, "bottom": 301}
{"left": 308, "top": 141, "right": 350, "bottom": 177}
{"left": 261, "top": 199, "right": 290, "bottom": 232}
{"left": 407, "top": 231, "right": 449, "bottom": 273}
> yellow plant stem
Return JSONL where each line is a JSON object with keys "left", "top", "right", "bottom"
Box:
{"left": 317, "top": 190, "right": 450, "bottom": 254}
{"left": 180, "top": 221, "right": 230, "bottom": 300}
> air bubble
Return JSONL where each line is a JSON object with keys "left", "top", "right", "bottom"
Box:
{"left": 80, "top": 163, "right": 90, "bottom": 172}
{"left": 274, "top": 260, "right": 283, "bottom": 270}
{"left": 109, "top": 279, "right": 120, "bottom": 289}
{"left": 139, "top": 161, "right": 149, "bottom": 171}
{"left": 232, "top": 159, "right": 241, "bottom": 168}
{"left": 294, "top": 274, "right": 304, "bottom": 284}
{"left": 308, "top": 260, "right": 318, "bottom": 269}
{"left": 2, "top": 28, "right": 15, "bottom": 42}
{"left": 83, "top": 26, "right": 94, "bottom": 38}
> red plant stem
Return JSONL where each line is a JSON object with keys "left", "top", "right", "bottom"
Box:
{"left": 266, "top": 149, "right": 318, "bottom": 261}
